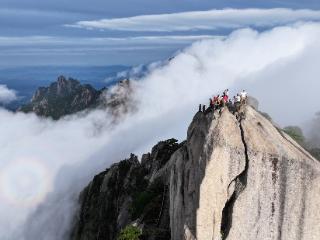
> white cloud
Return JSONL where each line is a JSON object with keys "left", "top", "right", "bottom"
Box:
{"left": 0, "top": 35, "right": 221, "bottom": 59}
{"left": 1, "top": 22, "right": 320, "bottom": 239}
{"left": 67, "top": 8, "right": 320, "bottom": 32}
{"left": 0, "top": 85, "right": 17, "bottom": 104}
{"left": 0, "top": 35, "right": 220, "bottom": 47}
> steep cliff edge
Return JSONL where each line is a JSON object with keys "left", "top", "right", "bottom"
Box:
{"left": 70, "top": 139, "right": 182, "bottom": 240}
{"left": 226, "top": 107, "right": 320, "bottom": 240}
{"left": 70, "top": 106, "right": 320, "bottom": 240}
{"left": 170, "top": 106, "right": 320, "bottom": 240}
{"left": 169, "top": 107, "right": 246, "bottom": 240}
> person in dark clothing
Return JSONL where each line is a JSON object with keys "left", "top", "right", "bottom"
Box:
{"left": 227, "top": 99, "right": 234, "bottom": 112}
{"left": 209, "top": 98, "right": 214, "bottom": 109}
{"left": 234, "top": 94, "right": 241, "bottom": 111}
{"left": 213, "top": 95, "right": 220, "bottom": 110}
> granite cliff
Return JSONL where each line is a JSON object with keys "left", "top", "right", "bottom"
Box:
{"left": 70, "top": 105, "right": 320, "bottom": 240}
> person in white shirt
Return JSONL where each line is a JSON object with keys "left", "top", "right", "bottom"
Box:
{"left": 235, "top": 94, "right": 241, "bottom": 103}
{"left": 223, "top": 89, "right": 229, "bottom": 97}
{"left": 240, "top": 90, "right": 247, "bottom": 104}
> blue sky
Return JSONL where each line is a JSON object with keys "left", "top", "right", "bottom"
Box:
{"left": 1, "top": 0, "right": 320, "bottom": 66}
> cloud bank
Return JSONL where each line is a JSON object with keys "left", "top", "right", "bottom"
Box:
{"left": 68, "top": 8, "right": 320, "bottom": 32}
{"left": 0, "top": 85, "right": 17, "bottom": 104}
{"left": 0, "top": 35, "right": 220, "bottom": 66}
{"left": 0, "top": 35, "right": 220, "bottom": 47}
{"left": 1, "top": 22, "right": 320, "bottom": 239}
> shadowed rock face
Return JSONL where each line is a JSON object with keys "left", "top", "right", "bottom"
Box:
{"left": 19, "top": 76, "right": 102, "bottom": 119}
{"left": 70, "top": 139, "right": 182, "bottom": 240}
{"left": 170, "top": 106, "right": 320, "bottom": 240}
{"left": 70, "top": 106, "right": 320, "bottom": 240}
{"left": 19, "top": 77, "right": 134, "bottom": 120}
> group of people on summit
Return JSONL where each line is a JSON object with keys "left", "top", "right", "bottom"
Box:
{"left": 199, "top": 89, "right": 248, "bottom": 114}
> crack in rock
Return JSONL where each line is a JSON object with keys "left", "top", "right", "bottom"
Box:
{"left": 220, "top": 119, "right": 249, "bottom": 240}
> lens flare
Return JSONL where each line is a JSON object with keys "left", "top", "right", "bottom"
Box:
{"left": 0, "top": 158, "right": 53, "bottom": 208}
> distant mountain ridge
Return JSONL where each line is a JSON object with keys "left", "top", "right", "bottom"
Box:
{"left": 19, "top": 75, "right": 133, "bottom": 119}
{"left": 0, "top": 65, "right": 131, "bottom": 108}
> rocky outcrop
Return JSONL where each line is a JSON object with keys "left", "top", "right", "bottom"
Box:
{"left": 169, "top": 108, "right": 246, "bottom": 240}
{"left": 19, "top": 77, "right": 135, "bottom": 120}
{"left": 70, "top": 139, "right": 182, "bottom": 240}
{"left": 225, "top": 107, "right": 320, "bottom": 240}
{"left": 19, "top": 76, "right": 101, "bottom": 119}
{"left": 70, "top": 105, "right": 320, "bottom": 240}
{"left": 70, "top": 155, "right": 143, "bottom": 240}
{"left": 170, "top": 106, "right": 320, "bottom": 240}
{"left": 100, "top": 79, "right": 136, "bottom": 119}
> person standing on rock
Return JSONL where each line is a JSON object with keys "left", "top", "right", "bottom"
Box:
{"left": 209, "top": 98, "right": 214, "bottom": 110}
{"left": 213, "top": 95, "right": 220, "bottom": 109}
{"left": 218, "top": 95, "right": 224, "bottom": 108}
{"left": 222, "top": 94, "right": 228, "bottom": 107}
{"left": 235, "top": 94, "right": 241, "bottom": 112}
{"left": 240, "top": 90, "right": 247, "bottom": 105}
{"left": 227, "top": 99, "right": 234, "bottom": 112}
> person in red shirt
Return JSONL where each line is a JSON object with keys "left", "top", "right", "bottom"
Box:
{"left": 223, "top": 94, "right": 228, "bottom": 103}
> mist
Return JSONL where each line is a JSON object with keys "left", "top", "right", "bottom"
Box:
{"left": 1, "top": 22, "right": 320, "bottom": 239}
{"left": 304, "top": 112, "right": 320, "bottom": 148}
{"left": 0, "top": 84, "right": 17, "bottom": 104}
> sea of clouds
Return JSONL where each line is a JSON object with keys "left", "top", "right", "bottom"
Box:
{"left": 1, "top": 22, "right": 320, "bottom": 239}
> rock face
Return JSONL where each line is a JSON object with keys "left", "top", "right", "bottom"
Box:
{"left": 170, "top": 106, "right": 320, "bottom": 240}
{"left": 70, "top": 105, "right": 320, "bottom": 240}
{"left": 226, "top": 107, "right": 320, "bottom": 240}
{"left": 70, "top": 139, "right": 182, "bottom": 240}
{"left": 70, "top": 155, "right": 144, "bottom": 240}
{"left": 169, "top": 108, "right": 246, "bottom": 240}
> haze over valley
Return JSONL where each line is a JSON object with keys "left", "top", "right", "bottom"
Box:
{"left": 1, "top": 2, "right": 320, "bottom": 240}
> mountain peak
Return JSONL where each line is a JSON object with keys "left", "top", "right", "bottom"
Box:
{"left": 57, "top": 75, "right": 67, "bottom": 83}
{"left": 67, "top": 105, "right": 320, "bottom": 240}
{"left": 19, "top": 76, "right": 135, "bottom": 120}
{"left": 54, "top": 76, "right": 81, "bottom": 96}
{"left": 19, "top": 76, "right": 100, "bottom": 119}
{"left": 171, "top": 105, "right": 320, "bottom": 240}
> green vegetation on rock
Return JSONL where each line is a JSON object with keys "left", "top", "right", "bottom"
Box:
{"left": 309, "top": 148, "right": 320, "bottom": 161}
{"left": 130, "top": 178, "right": 164, "bottom": 219}
{"left": 118, "top": 226, "right": 142, "bottom": 240}
{"left": 283, "top": 126, "right": 305, "bottom": 146}
{"left": 282, "top": 126, "right": 320, "bottom": 161}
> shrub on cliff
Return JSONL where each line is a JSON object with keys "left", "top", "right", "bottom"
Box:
{"left": 118, "top": 225, "right": 142, "bottom": 240}
{"left": 283, "top": 126, "right": 305, "bottom": 146}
